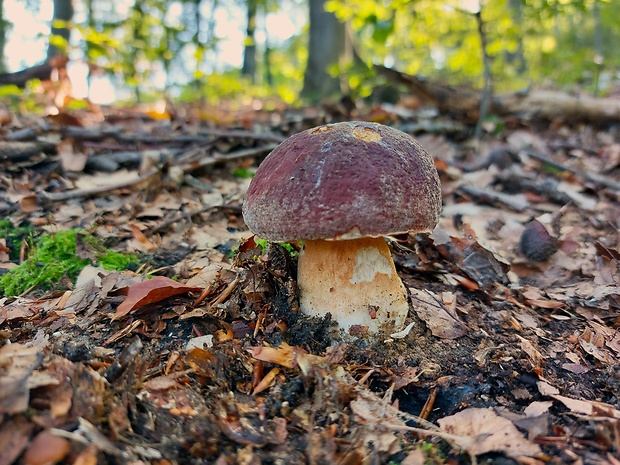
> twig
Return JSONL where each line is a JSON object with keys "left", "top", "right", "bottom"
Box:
{"left": 495, "top": 171, "right": 573, "bottom": 205}
{"left": 146, "top": 203, "right": 242, "bottom": 237}
{"left": 198, "top": 128, "right": 285, "bottom": 143}
{"left": 458, "top": 184, "right": 529, "bottom": 211}
{"left": 524, "top": 149, "right": 620, "bottom": 191}
{"left": 38, "top": 167, "right": 160, "bottom": 202}
{"left": 38, "top": 144, "right": 277, "bottom": 202}
{"left": 177, "top": 143, "right": 278, "bottom": 174}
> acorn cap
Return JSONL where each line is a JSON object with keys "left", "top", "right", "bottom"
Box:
{"left": 242, "top": 121, "right": 442, "bottom": 242}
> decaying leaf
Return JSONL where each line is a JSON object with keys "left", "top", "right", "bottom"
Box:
{"left": 0, "top": 343, "right": 43, "bottom": 415}
{"left": 113, "top": 276, "right": 202, "bottom": 320}
{"left": 247, "top": 342, "right": 297, "bottom": 369}
{"left": 437, "top": 407, "right": 542, "bottom": 458}
{"left": 409, "top": 288, "right": 467, "bottom": 339}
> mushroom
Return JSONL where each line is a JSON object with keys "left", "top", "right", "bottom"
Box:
{"left": 242, "top": 121, "right": 441, "bottom": 334}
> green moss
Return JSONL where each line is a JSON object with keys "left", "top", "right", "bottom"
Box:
{"left": 96, "top": 250, "right": 140, "bottom": 271}
{"left": 230, "top": 238, "right": 300, "bottom": 259}
{"left": 0, "top": 230, "right": 88, "bottom": 296}
{"left": 0, "top": 229, "right": 141, "bottom": 297}
{"left": 232, "top": 167, "right": 255, "bottom": 178}
{"left": 0, "top": 220, "right": 36, "bottom": 261}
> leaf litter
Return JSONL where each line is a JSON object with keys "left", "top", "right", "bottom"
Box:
{"left": 0, "top": 100, "right": 619, "bottom": 463}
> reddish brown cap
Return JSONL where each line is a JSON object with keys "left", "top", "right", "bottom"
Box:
{"left": 242, "top": 121, "right": 441, "bottom": 242}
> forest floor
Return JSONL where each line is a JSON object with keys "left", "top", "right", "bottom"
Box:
{"left": 0, "top": 96, "right": 619, "bottom": 465}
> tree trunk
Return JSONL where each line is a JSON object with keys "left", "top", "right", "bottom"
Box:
{"left": 302, "top": 0, "right": 347, "bottom": 102}
{"left": 47, "top": 0, "right": 74, "bottom": 60}
{"left": 241, "top": 0, "right": 257, "bottom": 82}
{"left": 0, "top": 0, "right": 6, "bottom": 73}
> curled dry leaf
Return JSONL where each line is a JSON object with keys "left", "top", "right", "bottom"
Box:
{"left": 247, "top": 342, "right": 297, "bottom": 369}
{"left": 113, "top": 276, "right": 202, "bottom": 320}
{"left": 0, "top": 343, "right": 42, "bottom": 415}
{"left": 409, "top": 288, "right": 467, "bottom": 339}
{"left": 23, "top": 430, "right": 71, "bottom": 465}
{"left": 437, "top": 407, "right": 542, "bottom": 458}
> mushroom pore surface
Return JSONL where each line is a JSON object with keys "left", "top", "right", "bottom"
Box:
{"left": 242, "top": 121, "right": 441, "bottom": 242}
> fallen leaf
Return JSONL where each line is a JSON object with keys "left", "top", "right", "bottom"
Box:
{"left": 129, "top": 223, "right": 157, "bottom": 251}
{"left": 23, "top": 430, "right": 70, "bottom": 465}
{"left": 0, "top": 343, "right": 42, "bottom": 414}
{"left": 524, "top": 401, "right": 552, "bottom": 417}
{"left": 0, "top": 416, "right": 34, "bottom": 465}
{"left": 113, "top": 276, "right": 202, "bottom": 320}
{"left": 409, "top": 288, "right": 468, "bottom": 339}
{"left": 252, "top": 367, "right": 279, "bottom": 395}
{"left": 551, "top": 394, "right": 620, "bottom": 419}
{"left": 247, "top": 342, "right": 296, "bottom": 369}
{"left": 437, "top": 408, "right": 541, "bottom": 458}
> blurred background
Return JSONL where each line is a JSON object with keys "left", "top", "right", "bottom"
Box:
{"left": 0, "top": 0, "right": 618, "bottom": 109}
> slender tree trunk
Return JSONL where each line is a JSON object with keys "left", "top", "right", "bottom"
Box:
{"left": 241, "top": 0, "right": 257, "bottom": 82}
{"left": 507, "top": 0, "right": 526, "bottom": 75}
{"left": 47, "top": 0, "right": 74, "bottom": 59}
{"left": 130, "top": 0, "right": 144, "bottom": 102}
{"left": 302, "top": 0, "right": 346, "bottom": 102}
{"left": 592, "top": 0, "right": 604, "bottom": 96}
{"left": 0, "top": 0, "right": 7, "bottom": 73}
{"left": 264, "top": 37, "right": 273, "bottom": 86}
{"left": 474, "top": 4, "right": 493, "bottom": 141}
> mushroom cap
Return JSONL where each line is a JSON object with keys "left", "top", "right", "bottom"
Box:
{"left": 242, "top": 121, "right": 442, "bottom": 242}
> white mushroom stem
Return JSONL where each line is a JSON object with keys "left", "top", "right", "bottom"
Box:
{"left": 297, "top": 237, "right": 409, "bottom": 334}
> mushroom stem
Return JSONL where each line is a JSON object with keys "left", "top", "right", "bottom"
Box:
{"left": 297, "top": 237, "right": 409, "bottom": 334}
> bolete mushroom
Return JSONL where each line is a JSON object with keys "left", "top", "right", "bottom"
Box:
{"left": 242, "top": 121, "right": 441, "bottom": 334}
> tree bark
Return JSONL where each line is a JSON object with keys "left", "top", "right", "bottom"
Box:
{"left": 241, "top": 0, "right": 258, "bottom": 82}
{"left": 375, "top": 64, "right": 620, "bottom": 125}
{"left": 302, "top": 0, "right": 347, "bottom": 102}
{"left": 47, "top": 0, "right": 74, "bottom": 60}
{"left": 0, "top": 0, "right": 7, "bottom": 73}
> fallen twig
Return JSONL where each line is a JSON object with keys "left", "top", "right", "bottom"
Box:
{"left": 524, "top": 149, "right": 620, "bottom": 191}
{"left": 38, "top": 167, "right": 159, "bottom": 202}
{"left": 177, "top": 143, "right": 278, "bottom": 174}
{"left": 457, "top": 184, "right": 529, "bottom": 211}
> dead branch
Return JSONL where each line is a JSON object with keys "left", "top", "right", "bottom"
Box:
{"left": 0, "top": 56, "right": 69, "bottom": 88}
{"left": 375, "top": 64, "right": 620, "bottom": 125}
{"left": 457, "top": 184, "right": 529, "bottom": 211}
{"left": 523, "top": 149, "right": 620, "bottom": 191}
{"left": 38, "top": 167, "right": 160, "bottom": 202}
{"left": 177, "top": 143, "right": 278, "bottom": 174}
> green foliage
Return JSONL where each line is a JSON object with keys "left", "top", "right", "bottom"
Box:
{"left": 232, "top": 167, "right": 255, "bottom": 178}
{"left": 0, "top": 230, "right": 88, "bottom": 297}
{"left": 0, "top": 220, "right": 35, "bottom": 261}
{"left": 97, "top": 250, "right": 140, "bottom": 271}
{"left": 0, "top": 229, "right": 140, "bottom": 297}
{"left": 328, "top": 0, "right": 620, "bottom": 93}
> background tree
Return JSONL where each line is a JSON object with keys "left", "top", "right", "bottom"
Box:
{"left": 47, "top": 0, "right": 73, "bottom": 59}
{"left": 302, "top": 0, "right": 349, "bottom": 102}
{"left": 242, "top": 0, "right": 258, "bottom": 82}
{"left": 0, "top": 0, "right": 7, "bottom": 73}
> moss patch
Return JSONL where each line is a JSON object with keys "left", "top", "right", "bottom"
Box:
{"left": 0, "top": 229, "right": 140, "bottom": 297}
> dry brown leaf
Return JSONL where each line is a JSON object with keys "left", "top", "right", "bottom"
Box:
{"left": 551, "top": 394, "right": 620, "bottom": 419}
{"left": 247, "top": 342, "right": 296, "bottom": 369}
{"left": 57, "top": 139, "right": 88, "bottom": 172}
{"left": 129, "top": 223, "right": 157, "bottom": 251}
{"left": 517, "top": 335, "right": 543, "bottom": 370}
{"left": 0, "top": 343, "right": 42, "bottom": 414}
{"left": 437, "top": 408, "right": 542, "bottom": 458}
{"left": 0, "top": 416, "right": 34, "bottom": 465}
{"left": 252, "top": 367, "right": 279, "bottom": 395}
{"left": 409, "top": 288, "right": 468, "bottom": 339}
{"left": 113, "top": 276, "right": 202, "bottom": 320}
{"left": 524, "top": 401, "right": 552, "bottom": 417}
{"left": 23, "top": 430, "right": 71, "bottom": 465}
